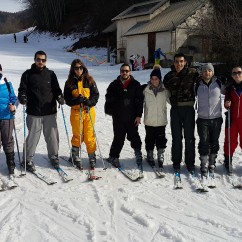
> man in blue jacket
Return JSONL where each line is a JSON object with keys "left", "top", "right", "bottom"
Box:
{"left": 18, "top": 50, "right": 64, "bottom": 172}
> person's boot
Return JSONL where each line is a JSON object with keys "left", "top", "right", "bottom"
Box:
{"left": 88, "top": 152, "right": 96, "bottom": 169}
{"left": 71, "top": 146, "right": 83, "bottom": 169}
{"left": 147, "top": 150, "right": 155, "bottom": 167}
{"left": 6, "top": 152, "right": 15, "bottom": 175}
{"left": 224, "top": 155, "right": 233, "bottom": 175}
{"left": 200, "top": 155, "right": 208, "bottom": 179}
{"left": 157, "top": 148, "right": 165, "bottom": 169}
{"left": 21, "top": 160, "right": 36, "bottom": 172}
{"left": 208, "top": 153, "right": 217, "bottom": 178}
{"left": 134, "top": 149, "right": 143, "bottom": 166}
{"left": 50, "top": 156, "right": 60, "bottom": 169}
{"left": 107, "top": 157, "right": 120, "bottom": 168}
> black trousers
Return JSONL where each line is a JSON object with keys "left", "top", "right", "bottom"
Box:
{"left": 109, "top": 117, "right": 142, "bottom": 158}
{"left": 197, "top": 117, "right": 223, "bottom": 155}
{"left": 145, "top": 125, "right": 167, "bottom": 151}
{"left": 170, "top": 106, "right": 195, "bottom": 171}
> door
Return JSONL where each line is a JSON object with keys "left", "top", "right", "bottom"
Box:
{"left": 148, "top": 33, "right": 156, "bottom": 63}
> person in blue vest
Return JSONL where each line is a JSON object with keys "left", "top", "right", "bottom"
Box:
{"left": 0, "top": 64, "right": 17, "bottom": 176}
{"left": 154, "top": 48, "right": 167, "bottom": 65}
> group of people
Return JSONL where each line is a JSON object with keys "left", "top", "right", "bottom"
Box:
{"left": 1, "top": 50, "right": 99, "bottom": 176}
{"left": 105, "top": 53, "right": 242, "bottom": 180}
{"left": 0, "top": 51, "right": 241, "bottom": 181}
{"left": 13, "top": 33, "right": 28, "bottom": 43}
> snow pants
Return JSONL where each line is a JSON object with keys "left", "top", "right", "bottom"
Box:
{"left": 70, "top": 107, "right": 96, "bottom": 154}
{"left": 224, "top": 118, "right": 242, "bottom": 157}
{"left": 197, "top": 117, "right": 223, "bottom": 155}
{"left": 23, "top": 114, "right": 59, "bottom": 162}
{"left": 145, "top": 125, "right": 167, "bottom": 151}
{"left": 0, "top": 119, "right": 14, "bottom": 154}
{"left": 170, "top": 106, "right": 195, "bottom": 171}
{"left": 109, "top": 117, "right": 142, "bottom": 158}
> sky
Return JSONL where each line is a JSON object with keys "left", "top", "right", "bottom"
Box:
{"left": 0, "top": 0, "right": 26, "bottom": 13}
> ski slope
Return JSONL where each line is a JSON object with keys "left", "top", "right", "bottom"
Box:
{"left": 0, "top": 30, "right": 242, "bottom": 242}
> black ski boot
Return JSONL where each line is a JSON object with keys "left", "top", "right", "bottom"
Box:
{"left": 50, "top": 156, "right": 60, "bottom": 169}
{"left": 208, "top": 153, "right": 217, "bottom": 178}
{"left": 147, "top": 150, "right": 155, "bottom": 167}
{"left": 224, "top": 156, "right": 233, "bottom": 176}
{"left": 21, "top": 160, "right": 36, "bottom": 172}
{"left": 134, "top": 149, "right": 143, "bottom": 167}
{"left": 6, "top": 152, "right": 15, "bottom": 175}
{"left": 157, "top": 148, "right": 165, "bottom": 169}
{"left": 107, "top": 157, "right": 120, "bottom": 168}
{"left": 71, "top": 146, "right": 83, "bottom": 169}
{"left": 200, "top": 155, "right": 208, "bottom": 178}
{"left": 88, "top": 152, "right": 96, "bottom": 169}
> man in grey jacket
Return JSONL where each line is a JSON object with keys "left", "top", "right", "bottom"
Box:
{"left": 196, "top": 63, "right": 224, "bottom": 180}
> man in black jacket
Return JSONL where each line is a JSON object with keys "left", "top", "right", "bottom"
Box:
{"left": 164, "top": 53, "right": 198, "bottom": 176}
{"left": 105, "top": 63, "right": 143, "bottom": 168}
{"left": 18, "top": 50, "right": 64, "bottom": 172}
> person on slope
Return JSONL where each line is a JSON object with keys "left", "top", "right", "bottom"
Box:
{"left": 104, "top": 63, "right": 143, "bottom": 169}
{"left": 163, "top": 53, "right": 198, "bottom": 176}
{"left": 64, "top": 59, "right": 99, "bottom": 169}
{"left": 195, "top": 63, "right": 225, "bottom": 180}
{"left": 18, "top": 50, "right": 65, "bottom": 172}
{"left": 0, "top": 64, "right": 17, "bottom": 176}
{"left": 223, "top": 66, "right": 242, "bottom": 175}
{"left": 142, "top": 68, "right": 170, "bottom": 170}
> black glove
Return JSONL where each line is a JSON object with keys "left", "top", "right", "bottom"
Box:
{"left": 19, "top": 94, "right": 27, "bottom": 105}
{"left": 57, "top": 95, "right": 65, "bottom": 105}
{"left": 78, "top": 95, "right": 87, "bottom": 104}
{"left": 83, "top": 98, "right": 92, "bottom": 107}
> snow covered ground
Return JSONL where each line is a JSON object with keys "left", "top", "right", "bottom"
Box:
{"left": 0, "top": 29, "right": 242, "bottom": 242}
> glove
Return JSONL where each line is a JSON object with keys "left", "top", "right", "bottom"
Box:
{"left": 57, "top": 95, "right": 65, "bottom": 105}
{"left": 83, "top": 98, "right": 92, "bottom": 107}
{"left": 19, "top": 94, "right": 27, "bottom": 105}
{"left": 78, "top": 95, "right": 87, "bottom": 104}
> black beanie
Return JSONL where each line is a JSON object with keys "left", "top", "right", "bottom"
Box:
{"left": 150, "top": 68, "right": 161, "bottom": 81}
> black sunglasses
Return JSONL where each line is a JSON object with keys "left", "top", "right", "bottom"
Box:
{"left": 36, "top": 58, "right": 46, "bottom": 63}
{"left": 121, "top": 69, "right": 130, "bottom": 73}
{"left": 232, "top": 71, "right": 242, "bottom": 76}
{"left": 74, "top": 66, "right": 83, "bottom": 71}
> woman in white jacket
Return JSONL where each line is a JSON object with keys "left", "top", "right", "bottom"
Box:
{"left": 143, "top": 68, "right": 170, "bottom": 169}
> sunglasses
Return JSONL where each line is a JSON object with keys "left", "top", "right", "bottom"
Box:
{"left": 121, "top": 69, "right": 130, "bottom": 73}
{"left": 74, "top": 66, "right": 83, "bottom": 71}
{"left": 36, "top": 58, "right": 46, "bottom": 63}
{"left": 232, "top": 71, "right": 242, "bottom": 76}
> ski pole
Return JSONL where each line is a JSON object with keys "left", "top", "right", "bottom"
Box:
{"left": 87, "top": 106, "right": 107, "bottom": 170}
{"left": 13, "top": 119, "right": 24, "bottom": 176}
{"left": 60, "top": 105, "right": 75, "bottom": 166}
{"left": 228, "top": 108, "right": 231, "bottom": 172}
{"left": 23, "top": 105, "right": 27, "bottom": 175}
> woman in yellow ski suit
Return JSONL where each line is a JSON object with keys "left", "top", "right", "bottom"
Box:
{"left": 64, "top": 59, "right": 99, "bottom": 169}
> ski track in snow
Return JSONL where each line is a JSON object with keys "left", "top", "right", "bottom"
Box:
{"left": 0, "top": 30, "right": 242, "bottom": 242}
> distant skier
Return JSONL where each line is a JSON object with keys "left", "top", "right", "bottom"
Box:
{"left": 154, "top": 48, "right": 166, "bottom": 65}
{"left": 13, "top": 33, "right": 16, "bottom": 43}
{"left": 23, "top": 35, "right": 28, "bottom": 43}
{"left": 0, "top": 64, "right": 17, "bottom": 176}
